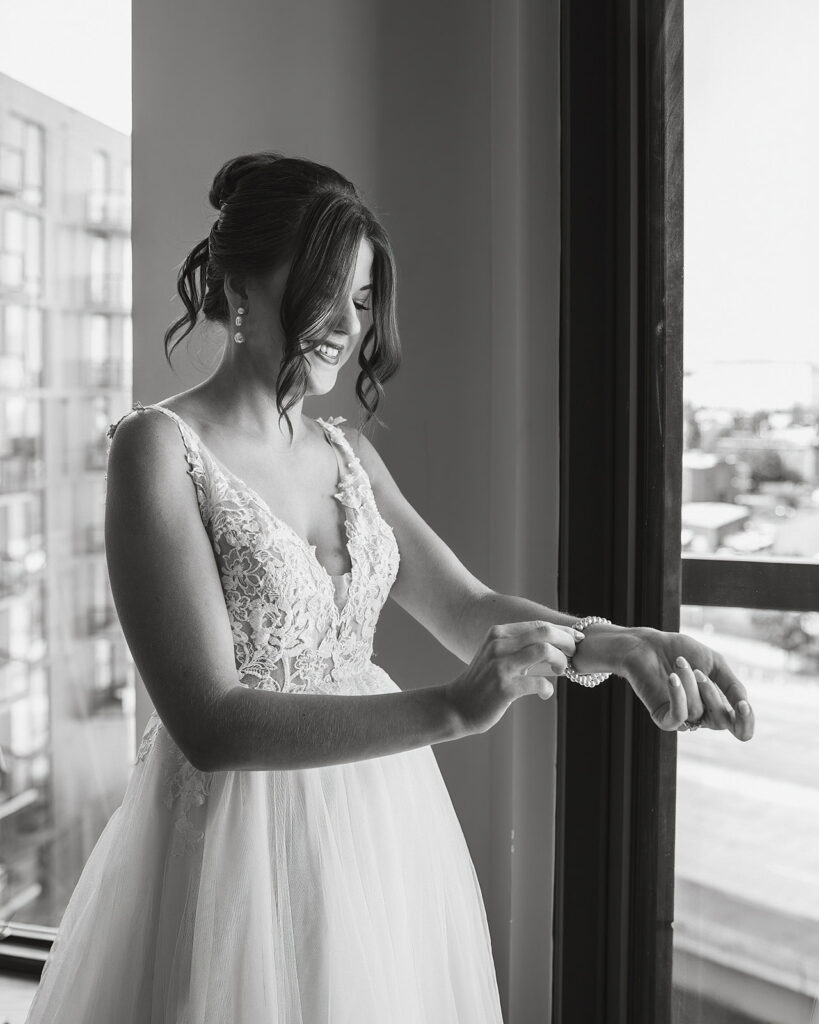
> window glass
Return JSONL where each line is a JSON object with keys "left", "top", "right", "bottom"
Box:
{"left": 0, "top": 64, "right": 132, "bottom": 932}
{"left": 674, "top": 3, "right": 819, "bottom": 1022}
{"left": 681, "top": 1, "right": 819, "bottom": 567}
{"left": 672, "top": 605, "right": 819, "bottom": 1023}
{"left": 22, "top": 120, "right": 44, "bottom": 205}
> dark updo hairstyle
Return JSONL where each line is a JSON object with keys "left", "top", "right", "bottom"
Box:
{"left": 163, "top": 152, "right": 401, "bottom": 439}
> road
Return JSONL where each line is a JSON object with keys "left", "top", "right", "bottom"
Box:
{"left": 675, "top": 627, "right": 819, "bottom": 996}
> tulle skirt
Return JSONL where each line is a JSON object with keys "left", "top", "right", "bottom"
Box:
{"left": 25, "top": 670, "right": 504, "bottom": 1023}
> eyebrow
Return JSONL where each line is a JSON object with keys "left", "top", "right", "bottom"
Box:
{"left": 356, "top": 284, "right": 372, "bottom": 292}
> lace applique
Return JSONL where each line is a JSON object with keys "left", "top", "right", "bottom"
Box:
{"left": 135, "top": 710, "right": 162, "bottom": 763}
{"left": 108, "top": 402, "right": 401, "bottom": 855}
{"left": 162, "top": 752, "right": 213, "bottom": 858}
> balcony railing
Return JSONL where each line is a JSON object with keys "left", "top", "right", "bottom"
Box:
{"left": 85, "top": 191, "right": 131, "bottom": 233}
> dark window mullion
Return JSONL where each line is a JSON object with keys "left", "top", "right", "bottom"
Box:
{"left": 555, "top": 0, "right": 683, "bottom": 1022}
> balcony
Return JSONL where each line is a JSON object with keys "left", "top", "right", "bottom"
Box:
{"left": 0, "top": 455, "right": 43, "bottom": 495}
{"left": 85, "top": 191, "right": 131, "bottom": 233}
{"left": 0, "top": 144, "right": 24, "bottom": 196}
{"left": 85, "top": 273, "right": 130, "bottom": 312}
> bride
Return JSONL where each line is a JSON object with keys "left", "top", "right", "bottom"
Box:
{"left": 25, "top": 152, "right": 753, "bottom": 1024}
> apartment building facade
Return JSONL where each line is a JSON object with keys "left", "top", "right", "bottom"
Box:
{"left": 0, "top": 71, "right": 133, "bottom": 927}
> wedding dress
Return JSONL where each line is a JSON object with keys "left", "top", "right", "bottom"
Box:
{"left": 24, "top": 401, "right": 504, "bottom": 1023}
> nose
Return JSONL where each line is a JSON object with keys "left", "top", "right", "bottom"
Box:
{"left": 332, "top": 298, "right": 360, "bottom": 338}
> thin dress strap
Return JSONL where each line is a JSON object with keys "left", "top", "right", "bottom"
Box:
{"left": 315, "top": 416, "right": 362, "bottom": 479}
{"left": 105, "top": 402, "right": 210, "bottom": 525}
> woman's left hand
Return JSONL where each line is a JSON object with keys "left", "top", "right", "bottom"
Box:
{"left": 616, "top": 627, "right": 755, "bottom": 741}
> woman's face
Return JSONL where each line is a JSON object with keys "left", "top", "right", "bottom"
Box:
{"left": 240, "top": 236, "right": 374, "bottom": 398}
{"left": 301, "top": 236, "right": 374, "bottom": 396}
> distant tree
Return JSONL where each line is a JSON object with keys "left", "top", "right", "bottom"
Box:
{"left": 790, "top": 402, "right": 808, "bottom": 427}
{"left": 750, "top": 610, "right": 809, "bottom": 655}
{"left": 748, "top": 450, "right": 803, "bottom": 488}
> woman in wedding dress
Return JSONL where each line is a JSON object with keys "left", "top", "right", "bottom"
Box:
{"left": 24, "top": 152, "right": 754, "bottom": 1024}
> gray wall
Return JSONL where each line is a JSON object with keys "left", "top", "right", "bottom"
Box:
{"left": 132, "top": 1, "right": 560, "bottom": 1017}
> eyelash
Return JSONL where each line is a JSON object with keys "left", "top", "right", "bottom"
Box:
{"left": 354, "top": 302, "right": 371, "bottom": 312}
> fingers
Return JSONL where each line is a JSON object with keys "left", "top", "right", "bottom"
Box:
{"left": 671, "top": 656, "right": 704, "bottom": 723}
{"left": 692, "top": 668, "right": 733, "bottom": 730}
{"left": 708, "top": 657, "right": 754, "bottom": 741}
{"left": 665, "top": 668, "right": 689, "bottom": 727}
{"left": 487, "top": 637, "right": 562, "bottom": 702}
{"left": 535, "top": 678, "right": 555, "bottom": 701}
{"left": 489, "top": 620, "right": 581, "bottom": 657}
{"left": 510, "top": 639, "right": 568, "bottom": 678}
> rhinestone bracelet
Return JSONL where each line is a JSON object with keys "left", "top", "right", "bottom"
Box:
{"left": 564, "top": 615, "right": 613, "bottom": 687}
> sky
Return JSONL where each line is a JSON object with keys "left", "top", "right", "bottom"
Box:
{"left": 0, "top": 0, "right": 817, "bottom": 411}
{"left": 0, "top": 0, "right": 131, "bottom": 134}
{"left": 684, "top": 0, "right": 819, "bottom": 400}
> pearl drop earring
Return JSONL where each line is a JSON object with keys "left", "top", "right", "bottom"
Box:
{"left": 234, "top": 307, "right": 246, "bottom": 344}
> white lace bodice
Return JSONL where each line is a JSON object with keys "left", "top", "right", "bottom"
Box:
{"left": 105, "top": 401, "right": 401, "bottom": 854}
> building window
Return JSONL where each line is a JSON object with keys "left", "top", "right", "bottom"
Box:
{"left": 4, "top": 114, "right": 44, "bottom": 207}
{"left": 1, "top": 304, "right": 43, "bottom": 389}
{"left": 1, "top": 207, "right": 43, "bottom": 298}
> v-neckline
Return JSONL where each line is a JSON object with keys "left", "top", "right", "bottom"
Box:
{"left": 139, "top": 403, "right": 357, "bottom": 605}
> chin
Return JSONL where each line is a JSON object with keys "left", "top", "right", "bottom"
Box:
{"left": 304, "top": 366, "right": 338, "bottom": 397}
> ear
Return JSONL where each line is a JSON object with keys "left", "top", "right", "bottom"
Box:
{"left": 223, "top": 273, "right": 250, "bottom": 311}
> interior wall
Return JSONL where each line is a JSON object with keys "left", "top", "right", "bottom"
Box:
{"left": 131, "top": 1, "right": 560, "bottom": 1018}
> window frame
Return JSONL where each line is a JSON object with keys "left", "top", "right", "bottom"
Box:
{"left": 553, "top": 0, "right": 683, "bottom": 1020}
{"left": 554, "top": 0, "right": 819, "bottom": 1020}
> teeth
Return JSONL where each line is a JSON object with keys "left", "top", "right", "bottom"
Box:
{"left": 317, "top": 344, "right": 339, "bottom": 360}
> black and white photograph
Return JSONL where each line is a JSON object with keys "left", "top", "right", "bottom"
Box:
{"left": 0, "top": 0, "right": 816, "bottom": 1021}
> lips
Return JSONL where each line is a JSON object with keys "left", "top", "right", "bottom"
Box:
{"left": 314, "top": 341, "right": 342, "bottom": 365}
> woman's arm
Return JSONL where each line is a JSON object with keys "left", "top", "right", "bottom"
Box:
{"left": 106, "top": 409, "right": 470, "bottom": 775}
{"left": 349, "top": 430, "right": 752, "bottom": 740}
{"left": 349, "top": 428, "right": 632, "bottom": 671}
{"left": 207, "top": 684, "right": 466, "bottom": 772}
{"left": 459, "top": 591, "right": 636, "bottom": 677}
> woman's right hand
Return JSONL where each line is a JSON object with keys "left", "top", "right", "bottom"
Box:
{"left": 444, "top": 620, "right": 579, "bottom": 735}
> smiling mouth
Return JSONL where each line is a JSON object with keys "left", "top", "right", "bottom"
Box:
{"left": 314, "top": 341, "right": 343, "bottom": 366}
